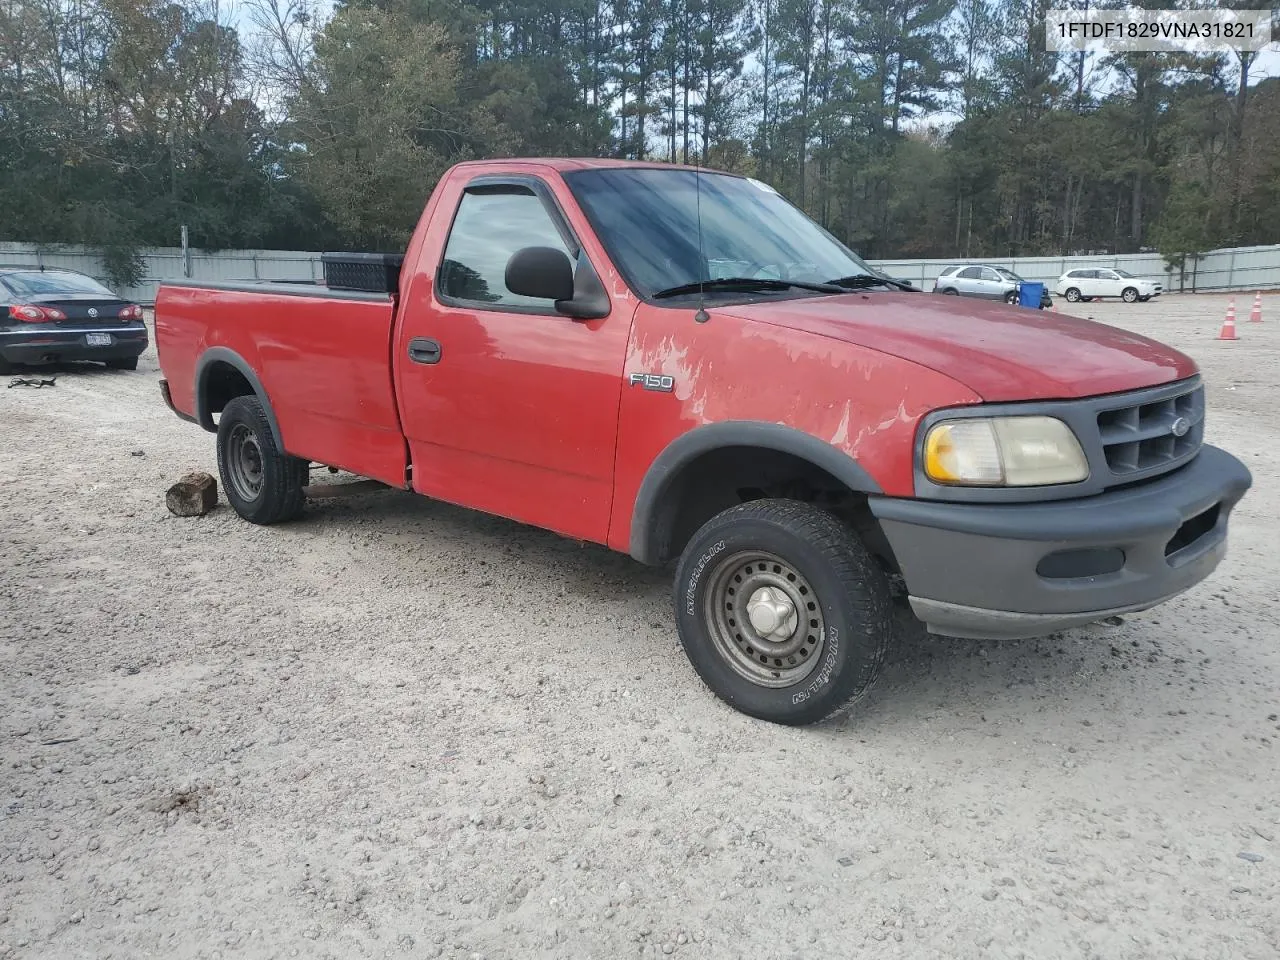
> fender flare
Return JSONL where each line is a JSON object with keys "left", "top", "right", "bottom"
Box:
{"left": 628, "top": 420, "right": 883, "bottom": 565}
{"left": 193, "top": 346, "right": 284, "bottom": 451}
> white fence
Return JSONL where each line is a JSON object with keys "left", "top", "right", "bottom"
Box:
{"left": 871, "top": 244, "right": 1280, "bottom": 294}
{"left": 0, "top": 242, "right": 322, "bottom": 304}
{"left": 3, "top": 239, "right": 1279, "bottom": 303}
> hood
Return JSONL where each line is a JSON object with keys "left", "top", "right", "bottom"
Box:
{"left": 720, "top": 292, "right": 1196, "bottom": 402}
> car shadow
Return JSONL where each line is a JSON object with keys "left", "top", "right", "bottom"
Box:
{"left": 5, "top": 359, "right": 137, "bottom": 379}
{"left": 272, "top": 485, "right": 1206, "bottom": 728}
{"left": 289, "top": 482, "right": 672, "bottom": 594}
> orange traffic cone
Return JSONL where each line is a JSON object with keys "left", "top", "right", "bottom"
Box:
{"left": 1217, "top": 299, "right": 1238, "bottom": 340}
{"left": 1249, "top": 291, "right": 1262, "bottom": 323}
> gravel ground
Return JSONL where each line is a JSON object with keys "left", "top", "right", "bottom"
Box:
{"left": 2, "top": 292, "right": 1278, "bottom": 960}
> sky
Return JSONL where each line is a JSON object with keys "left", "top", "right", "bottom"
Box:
{"left": 227, "top": 0, "right": 1280, "bottom": 134}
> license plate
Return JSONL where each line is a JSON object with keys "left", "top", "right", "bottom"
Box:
{"left": 85, "top": 333, "right": 112, "bottom": 346}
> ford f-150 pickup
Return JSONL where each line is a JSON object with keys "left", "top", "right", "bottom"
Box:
{"left": 154, "top": 158, "right": 1253, "bottom": 726}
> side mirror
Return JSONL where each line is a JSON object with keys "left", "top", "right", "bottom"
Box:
{"left": 505, "top": 246, "right": 576, "bottom": 303}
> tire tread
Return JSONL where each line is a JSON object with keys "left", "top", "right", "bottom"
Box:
{"left": 675, "top": 498, "right": 894, "bottom": 725}
{"left": 217, "top": 395, "right": 307, "bottom": 524}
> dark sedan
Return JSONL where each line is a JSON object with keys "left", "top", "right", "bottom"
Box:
{"left": 1, "top": 266, "right": 148, "bottom": 374}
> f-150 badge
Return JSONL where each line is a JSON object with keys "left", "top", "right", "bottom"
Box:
{"left": 628, "top": 373, "right": 674, "bottom": 392}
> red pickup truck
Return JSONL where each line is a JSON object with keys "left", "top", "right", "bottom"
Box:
{"left": 155, "top": 158, "right": 1252, "bottom": 725}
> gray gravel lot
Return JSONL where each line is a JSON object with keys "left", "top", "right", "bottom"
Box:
{"left": 2, "top": 292, "right": 1278, "bottom": 959}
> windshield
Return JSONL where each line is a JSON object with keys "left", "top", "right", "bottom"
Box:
{"left": 1, "top": 270, "right": 117, "bottom": 298}
{"left": 564, "top": 168, "right": 877, "bottom": 299}
{"left": 996, "top": 268, "right": 1023, "bottom": 281}
{"left": 1113, "top": 269, "right": 1134, "bottom": 278}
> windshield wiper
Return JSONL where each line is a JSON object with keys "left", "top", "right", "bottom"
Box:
{"left": 824, "top": 273, "right": 916, "bottom": 292}
{"left": 651, "top": 277, "right": 845, "bottom": 299}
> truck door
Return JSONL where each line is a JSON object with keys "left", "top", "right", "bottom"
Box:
{"left": 954, "top": 266, "right": 983, "bottom": 296}
{"left": 977, "top": 266, "right": 1007, "bottom": 299}
{"left": 393, "top": 175, "right": 629, "bottom": 544}
{"left": 1096, "top": 269, "right": 1122, "bottom": 298}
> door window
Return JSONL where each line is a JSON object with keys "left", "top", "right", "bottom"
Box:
{"left": 957, "top": 267, "right": 983, "bottom": 280}
{"left": 979, "top": 268, "right": 1003, "bottom": 282}
{"left": 438, "top": 186, "right": 574, "bottom": 309}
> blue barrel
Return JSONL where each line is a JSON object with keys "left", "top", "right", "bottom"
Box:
{"left": 1017, "top": 281, "right": 1045, "bottom": 308}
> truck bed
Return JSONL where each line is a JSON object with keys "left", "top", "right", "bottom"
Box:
{"left": 155, "top": 280, "right": 409, "bottom": 488}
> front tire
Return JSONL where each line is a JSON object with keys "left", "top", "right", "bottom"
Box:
{"left": 1122, "top": 287, "right": 1139, "bottom": 303}
{"left": 216, "top": 395, "right": 308, "bottom": 524}
{"left": 1064, "top": 287, "right": 1082, "bottom": 303}
{"left": 673, "top": 499, "right": 894, "bottom": 726}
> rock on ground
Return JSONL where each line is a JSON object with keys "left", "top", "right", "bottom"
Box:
{"left": 165, "top": 471, "right": 218, "bottom": 517}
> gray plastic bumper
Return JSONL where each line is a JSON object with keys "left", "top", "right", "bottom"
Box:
{"left": 869, "top": 445, "right": 1252, "bottom": 639}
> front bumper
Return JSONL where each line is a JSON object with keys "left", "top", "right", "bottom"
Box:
{"left": 0, "top": 324, "right": 148, "bottom": 365}
{"left": 870, "top": 445, "right": 1252, "bottom": 639}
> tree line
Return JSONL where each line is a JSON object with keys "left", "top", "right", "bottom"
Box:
{"left": 1, "top": 0, "right": 1277, "bottom": 285}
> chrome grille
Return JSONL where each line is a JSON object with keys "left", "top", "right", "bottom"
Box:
{"left": 1095, "top": 381, "right": 1204, "bottom": 480}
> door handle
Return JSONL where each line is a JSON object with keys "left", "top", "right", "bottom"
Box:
{"left": 408, "top": 337, "right": 441, "bottom": 364}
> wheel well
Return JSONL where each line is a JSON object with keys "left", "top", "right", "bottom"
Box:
{"left": 201, "top": 361, "right": 255, "bottom": 419}
{"left": 646, "top": 446, "right": 898, "bottom": 572}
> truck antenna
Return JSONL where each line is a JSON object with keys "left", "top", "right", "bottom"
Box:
{"left": 694, "top": 80, "right": 709, "bottom": 323}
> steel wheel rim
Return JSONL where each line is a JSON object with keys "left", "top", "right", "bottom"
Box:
{"left": 703, "top": 550, "right": 825, "bottom": 689}
{"left": 227, "top": 423, "right": 265, "bottom": 502}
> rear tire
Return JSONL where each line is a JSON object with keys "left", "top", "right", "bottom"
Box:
{"left": 673, "top": 499, "right": 894, "bottom": 726}
{"left": 216, "top": 395, "right": 308, "bottom": 524}
{"left": 941, "top": 288, "right": 959, "bottom": 295}
{"left": 0, "top": 357, "right": 14, "bottom": 376}
{"left": 106, "top": 357, "right": 138, "bottom": 371}
{"left": 1065, "top": 287, "right": 1082, "bottom": 303}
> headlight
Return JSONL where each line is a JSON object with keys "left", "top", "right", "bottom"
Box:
{"left": 923, "top": 416, "right": 1088, "bottom": 486}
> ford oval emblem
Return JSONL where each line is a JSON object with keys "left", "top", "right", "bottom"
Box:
{"left": 1170, "top": 416, "right": 1190, "bottom": 437}
{"left": 88, "top": 307, "right": 98, "bottom": 318}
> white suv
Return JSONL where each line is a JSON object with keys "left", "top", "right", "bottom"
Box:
{"left": 1055, "top": 268, "right": 1162, "bottom": 303}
